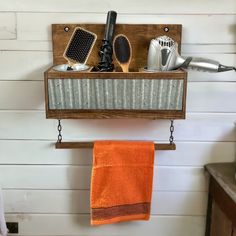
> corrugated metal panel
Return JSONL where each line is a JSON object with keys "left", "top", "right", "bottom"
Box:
{"left": 48, "top": 78, "right": 184, "bottom": 110}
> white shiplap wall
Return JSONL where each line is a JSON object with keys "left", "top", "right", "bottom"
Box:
{"left": 0, "top": 1, "right": 236, "bottom": 235}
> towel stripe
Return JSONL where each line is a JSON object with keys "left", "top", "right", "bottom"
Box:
{"left": 92, "top": 202, "right": 150, "bottom": 220}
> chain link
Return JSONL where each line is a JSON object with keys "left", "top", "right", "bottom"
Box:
{"left": 56, "top": 119, "right": 174, "bottom": 144}
{"left": 169, "top": 120, "right": 174, "bottom": 144}
{"left": 57, "top": 119, "right": 62, "bottom": 143}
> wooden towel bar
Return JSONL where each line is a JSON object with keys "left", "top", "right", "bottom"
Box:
{"left": 55, "top": 142, "right": 176, "bottom": 150}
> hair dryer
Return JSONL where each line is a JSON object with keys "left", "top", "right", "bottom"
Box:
{"left": 147, "top": 35, "right": 236, "bottom": 72}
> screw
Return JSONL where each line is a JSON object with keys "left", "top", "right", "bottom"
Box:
{"left": 64, "top": 26, "right": 70, "bottom": 32}
{"left": 164, "top": 27, "right": 169, "bottom": 32}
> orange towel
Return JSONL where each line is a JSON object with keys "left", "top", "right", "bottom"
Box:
{"left": 90, "top": 140, "right": 155, "bottom": 226}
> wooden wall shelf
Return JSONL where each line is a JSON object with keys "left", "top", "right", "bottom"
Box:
{"left": 44, "top": 24, "right": 187, "bottom": 120}
{"left": 44, "top": 23, "right": 187, "bottom": 150}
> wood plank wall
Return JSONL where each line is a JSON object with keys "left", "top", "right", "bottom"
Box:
{"left": 0, "top": 1, "right": 236, "bottom": 235}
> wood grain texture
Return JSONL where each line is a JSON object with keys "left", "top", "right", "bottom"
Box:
{"left": 45, "top": 24, "right": 185, "bottom": 120}
{"left": 209, "top": 177, "right": 236, "bottom": 227}
{"left": 205, "top": 190, "right": 213, "bottom": 236}
{"left": 46, "top": 68, "right": 186, "bottom": 79}
{"left": 52, "top": 24, "right": 182, "bottom": 69}
{"left": 202, "top": 164, "right": 236, "bottom": 235}
{"left": 210, "top": 200, "right": 232, "bottom": 236}
{"left": 46, "top": 110, "right": 186, "bottom": 120}
{"left": 205, "top": 163, "right": 236, "bottom": 205}
{"left": 55, "top": 142, "right": 176, "bottom": 150}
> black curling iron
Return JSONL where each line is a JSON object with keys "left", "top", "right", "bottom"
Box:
{"left": 94, "top": 10, "right": 117, "bottom": 72}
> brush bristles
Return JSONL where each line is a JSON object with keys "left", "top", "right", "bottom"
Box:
{"left": 114, "top": 35, "right": 131, "bottom": 63}
{"left": 64, "top": 28, "right": 96, "bottom": 64}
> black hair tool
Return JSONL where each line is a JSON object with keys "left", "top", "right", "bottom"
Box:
{"left": 93, "top": 10, "right": 117, "bottom": 72}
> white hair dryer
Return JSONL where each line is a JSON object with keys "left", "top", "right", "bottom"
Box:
{"left": 147, "top": 35, "right": 236, "bottom": 72}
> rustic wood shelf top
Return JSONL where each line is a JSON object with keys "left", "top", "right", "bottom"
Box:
{"left": 51, "top": 24, "right": 182, "bottom": 67}
{"left": 45, "top": 66, "right": 187, "bottom": 79}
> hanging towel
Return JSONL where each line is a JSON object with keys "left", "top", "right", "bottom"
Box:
{"left": 90, "top": 141, "right": 155, "bottom": 225}
{"left": 0, "top": 188, "right": 7, "bottom": 236}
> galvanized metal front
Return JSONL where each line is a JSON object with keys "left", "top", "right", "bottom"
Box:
{"left": 48, "top": 78, "right": 184, "bottom": 110}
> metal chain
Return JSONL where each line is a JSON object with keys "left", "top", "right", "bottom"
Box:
{"left": 169, "top": 120, "right": 174, "bottom": 144}
{"left": 57, "top": 119, "right": 174, "bottom": 144}
{"left": 57, "top": 119, "right": 62, "bottom": 143}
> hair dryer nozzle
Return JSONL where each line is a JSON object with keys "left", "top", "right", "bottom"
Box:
{"left": 218, "top": 64, "right": 236, "bottom": 72}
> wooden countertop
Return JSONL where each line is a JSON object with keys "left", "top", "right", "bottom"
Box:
{"left": 205, "top": 162, "right": 236, "bottom": 204}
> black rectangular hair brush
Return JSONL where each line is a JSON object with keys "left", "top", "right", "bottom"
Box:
{"left": 63, "top": 27, "right": 97, "bottom": 65}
